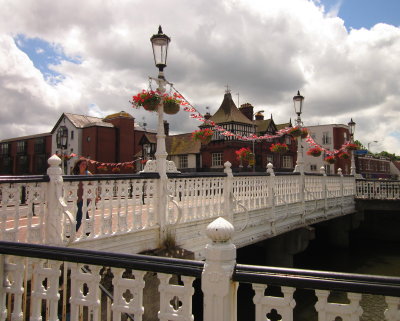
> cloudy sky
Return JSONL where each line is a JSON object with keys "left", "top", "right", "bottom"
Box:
{"left": 0, "top": 0, "right": 399, "bottom": 154}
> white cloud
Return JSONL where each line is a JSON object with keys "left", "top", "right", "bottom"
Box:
{"left": 0, "top": 0, "right": 399, "bottom": 155}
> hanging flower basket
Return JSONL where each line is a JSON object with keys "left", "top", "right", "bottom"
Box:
{"left": 112, "top": 167, "right": 121, "bottom": 173}
{"left": 345, "top": 143, "right": 359, "bottom": 151}
{"left": 132, "top": 90, "right": 160, "bottom": 112}
{"left": 324, "top": 155, "right": 336, "bottom": 164}
{"left": 301, "top": 128, "right": 309, "bottom": 139}
{"left": 97, "top": 165, "right": 108, "bottom": 172}
{"left": 288, "top": 127, "right": 302, "bottom": 137}
{"left": 192, "top": 128, "right": 214, "bottom": 144}
{"left": 125, "top": 163, "right": 135, "bottom": 171}
{"left": 163, "top": 99, "right": 180, "bottom": 114}
{"left": 337, "top": 152, "right": 350, "bottom": 159}
{"left": 307, "top": 147, "right": 322, "bottom": 157}
{"left": 163, "top": 92, "right": 186, "bottom": 115}
{"left": 235, "top": 147, "right": 254, "bottom": 161}
{"left": 270, "top": 143, "right": 288, "bottom": 154}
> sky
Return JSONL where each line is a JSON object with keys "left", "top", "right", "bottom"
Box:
{"left": 0, "top": 0, "right": 399, "bottom": 155}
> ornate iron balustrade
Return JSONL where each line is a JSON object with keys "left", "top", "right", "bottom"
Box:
{"left": 1, "top": 217, "right": 399, "bottom": 321}
{"left": 356, "top": 179, "right": 400, "bottom": 200}
{"left": 0, "top": 156, "right": 355, "bottom": 247}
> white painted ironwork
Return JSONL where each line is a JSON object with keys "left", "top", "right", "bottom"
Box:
{"left": 356, "top": 179, "right": 400, "bottom": 200}
{"left": 0, "top": 156, "right": 359, "bottom": 256}
{"left": 0, "top": 217, "right": 399, "bottom": 321}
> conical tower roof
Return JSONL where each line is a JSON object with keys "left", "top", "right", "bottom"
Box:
{"left": 208, "top": 91, "right": 253, "bottom": 125}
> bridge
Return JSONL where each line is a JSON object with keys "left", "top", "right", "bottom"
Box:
{"left": 1, "top": 155, "right": 400, "bottom": 321}
{"left": 1, "top": 155, "right": 356, "bottom": 258}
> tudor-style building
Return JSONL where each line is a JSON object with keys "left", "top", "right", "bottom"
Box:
{"left": 198, "top": 90, "right": 296, "bottom": 172}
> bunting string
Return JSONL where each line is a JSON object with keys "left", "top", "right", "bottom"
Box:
{"left": 169, "top": 83, "right": 354, "bottom": 155}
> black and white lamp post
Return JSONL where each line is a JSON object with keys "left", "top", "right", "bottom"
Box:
{"left": 144, "top": 26, "right": 179, "bottom": 177}
{"left": 56, "top": 126, "right": 68, "bottom": 174}
{"left": 348, "top": 118, "right": 356, "bottom": 176}
{"left": 293, "top": 90, "right": 304, "bottom": 173}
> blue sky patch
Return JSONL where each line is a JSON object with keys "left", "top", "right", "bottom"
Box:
{"left": 319, "top": 0, "right": 400, "bottom": 30}
{"left": 14, "top": 34, "right": 81, "bottom": 84}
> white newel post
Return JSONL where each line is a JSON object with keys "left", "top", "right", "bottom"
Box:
{"left": 46, "top": 155, "right": 66, "bottom": 245}
{"left": 223, "top": 161, "right": 233, "bottom": 222}
{"left": 202, "top": 217, "right": 237, "bottom": 321}
{"left": 266, "top": 163, "right": 276, "bottom": 233}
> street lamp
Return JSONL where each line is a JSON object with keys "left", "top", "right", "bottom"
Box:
{"left": 348, "top": 118, "right": 356, "bottom": 175}
{"left": 368, "top": 140, "right": 378, "bottom": 152}
{"left": 252, "top": 110, "right": 264, "bottom": 172}
{"left": 293, "top": 90, "right": 305, "bottom": 173}
{"left": 147, "top": 25, "right": 174, "bottom": 178}
{"left": 56, "top": 126, "right": 68, "bottom": 174}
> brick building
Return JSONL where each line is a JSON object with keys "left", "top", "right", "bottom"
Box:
{"left": 198, "top": 90, "right": 296, "bottom": 172}
{"left": 0, "top": 111, "right": 150, "bottom": 175}
{"left": 355, "top": 154, "right": 391, "bottom": 179}
{"left": 304, "top": 124, "right": 352, "bottom": 175}
{"left": 0, "top": 133, "right": 52, "bottom": 175}
{"left": 1, "top": 91, "right": 296, "bottom": 175}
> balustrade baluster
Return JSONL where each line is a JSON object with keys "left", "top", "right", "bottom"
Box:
{"left": 315, "top": 290, "right": 363, "bottom": 321}
{"left": 70, "top": 263, "right": 101, "bottom": 321}
{"left": 111, "top": 267, "right": 145, "bottom": 321}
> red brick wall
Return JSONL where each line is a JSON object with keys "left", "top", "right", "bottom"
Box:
{"left": 333, "top": 127, "right": 351, "bottom": 174}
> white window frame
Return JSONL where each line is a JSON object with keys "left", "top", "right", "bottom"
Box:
{"left": 267, "top": 155, "right": 274, "bottom": 165}
{"left": 282, "top": 155, "right": 293, "bottom": 169}
{"left": 322, "top": 132, "right": 331, "bottom": 145}
{"left": 212, "top": 152, "right": 223, "bottom": 167}
{"left": 179, "top": 155, "right": 188, "bottom": 169}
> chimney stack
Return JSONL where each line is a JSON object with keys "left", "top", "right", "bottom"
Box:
{"left": 163, "top": 120, "right": 169, "bottom": 136}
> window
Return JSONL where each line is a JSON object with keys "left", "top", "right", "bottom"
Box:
{"left": 34, "top": 138, "right": 45, "bottom": 154}
{"left": 35, "top": 154, "right": 47, "bottom": 174}
{"left": 282, "top": 155, "right": 293, "bottom": 168}
{"left": 0, "top": 143, "right": 9, "bottom": 156}
{"left": 310, "top": 164, "right": 317, "bottom": 171}
{"left": 325, "top": 164, "right": 331, "bottom": 174}
{"left": 179, "top": 155, "right": 188, "bottom": 169}
{"left": 267, "top": 155, "right": 274, "bottom": 165}
{"left": 71, "top": 130, "right": 74, "bottom": 140}
{"left": 17, "top": 141, "right": 27, "bottom": 154}
{"left": 212, "top": 153, "right": 223, "bottom": 167}
{"left": 17, "top": 155, "right": 29, "bottom": 174}
{"left": 0, "top": 157, "right": 12, "bottom": 174}
{"left": 285, "top": 136, "right": 291, "bottom": 145}
{"left": 322, "top": 132, "right": 331, "bottom": 145}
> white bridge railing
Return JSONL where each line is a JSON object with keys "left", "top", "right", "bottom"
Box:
{"left": 0, "top": 155, "right": 356, "bottom": 247}
{"left": 356, "top": 179, "right": 400, "bottom": 200}
{"left": 1, "top": 217, "right": 399, "bottom": 321}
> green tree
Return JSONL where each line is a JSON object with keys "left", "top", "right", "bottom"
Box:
{"left": 354, "top": 140, "right": 365, "bottom": 149}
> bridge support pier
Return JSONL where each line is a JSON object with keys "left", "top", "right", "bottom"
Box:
{"left": 263, "top": 227, "right": 315, "bottom": 268}
{"left": 320, "top": 212, "right": 363, "bottom": 248}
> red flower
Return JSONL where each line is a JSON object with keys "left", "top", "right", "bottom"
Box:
{"left": 324, "top": 155, "right": 336, "bottom": 164}
{"left": 192, "top": 128, "right": 214, "bottom": 143}
{"left": 235, "top": 147, "right": 254, "bottom": 161}
{"left": 307, "top": 147, "right": 322, "bottom": 157}
{"left": 270, "top": 143, "right": 289, "bottom": 153}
